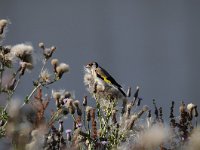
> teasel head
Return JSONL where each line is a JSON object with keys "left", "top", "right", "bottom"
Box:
{"left": 86, "top": 106, "right": 93, "bottom": 121}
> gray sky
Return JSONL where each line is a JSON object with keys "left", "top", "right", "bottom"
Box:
{"left": 1, "top": 0, "right": 200, "bottom": 121}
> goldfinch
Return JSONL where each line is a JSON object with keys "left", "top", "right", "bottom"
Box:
{"left": 85, "top": 62, "right": 126, "bottom": 97}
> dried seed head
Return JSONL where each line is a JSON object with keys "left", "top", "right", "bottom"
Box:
{"left": 66, "top": 98, "right": 75, "bottom": 114}
{"left": 134, "top": 86, "right": 139, "bottom": 100}
{"left": 83, "top": 96, "right": 87, "bottom": 106}
{"left": 64, "top": 91, "right": 71, "bottom": 99}
{"left": 127, "top": 103, "right": 132, "bottom": 110}
{"left": 65, "top": 129, "right": 72, "bottom": 141}
{"left": 179, "top": 102, "right": 186, "bottom": 114}
{"left": 51, "top": 58, "right": 58, "bottom": 66}
{"left": 127, "top": 114, "right": 138, "bottom": 129}
{"left": 43, "top": 46, "right": 56, "bottom": 59}
{"left": 56, "top": 63, "right": 69, "bottom": 78}
{"left": 194, "top": 105, "right": 198, "bottom": 117}
{"left": 19, "top": 62, "right": 33, "bottom": 75}
{"left": 142, "top": 105, "right": 149, "bottom": 112}
{"left": 38, "top": 42, "right": 45, "bottom": 49}
{"left": 86, "top": 106, "right": 93, "bottom": 121}
{"left": 73, "top": 100, "right": 80, "bottom": 108}
{"left": 59, "top": 120, "right": 64, "bottom": 132}
{"left": 86, "top": 106, "right": 93, "bottom": 113}
{"left": 126, "top": 87, "right": 131, "bottom": 97}
{"left": 51, "top": 46, "right": 56, "bottom": 52}
{"left": 52, "top": 90, "right": 61, "bottom": 100}
{"left": 11, "top": 43, "right": 34, "bottom": 64}
{"left": 0, "top": 19, "right": 9, "bottom": 35}
{"left": 187, "top": 103, "right": 196, "bottom": 112}
{"left": 40, "top": 69, "right": 51, "bottom": 83}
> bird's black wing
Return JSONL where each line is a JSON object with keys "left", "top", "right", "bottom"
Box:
{"left": 95, "top": 66, "right": 122, "bottom": 88}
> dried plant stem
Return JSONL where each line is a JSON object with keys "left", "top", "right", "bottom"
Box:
{"left": 41, "top": 59, "right": 47, "bottom": 73}
{"left": 13, "top": 76, "right": 21, "bottom": 91}
{"left": 0, "top": 64, "right": 4, "bottom": 92}
{"left": 96, "top": 101, "right": 103, "bottom": 130}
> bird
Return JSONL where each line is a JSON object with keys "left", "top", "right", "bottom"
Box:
{"left": 84, "top": 61, "right": 126, "bottom": 98}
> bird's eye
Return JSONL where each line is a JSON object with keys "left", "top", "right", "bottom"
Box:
{"left": 94, "top": 62, "right": 98, "bottom": 67}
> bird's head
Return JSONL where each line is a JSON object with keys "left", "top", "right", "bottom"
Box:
{"left": 85, "top": 61, "right": 98, "bottom": 69}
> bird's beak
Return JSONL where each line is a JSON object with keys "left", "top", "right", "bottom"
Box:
{"left": 85, "top": 64, "right": 90, "bottom": 68}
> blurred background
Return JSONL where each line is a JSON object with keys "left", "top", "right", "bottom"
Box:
{"left": 0, "top": 1, "right": 200, "bottom": 123}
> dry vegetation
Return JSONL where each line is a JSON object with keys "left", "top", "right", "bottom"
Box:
{"left": 0, "top": 19, "right": 199, "bottom": 150}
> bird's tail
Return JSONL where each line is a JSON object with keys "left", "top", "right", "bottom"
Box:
{"left": 118, "top": 87, "right": 127, "bottom": 97}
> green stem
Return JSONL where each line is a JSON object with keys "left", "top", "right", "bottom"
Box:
{"left": 20, "top": 83, "right": 42, "bottom": 108}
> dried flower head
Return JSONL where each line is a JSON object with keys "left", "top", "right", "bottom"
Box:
{"left": 40, "top": 69, "right": 51, "bottom": 83}
{"left": 43, "top": 47, "right": 56, "bottom": 60}
{"left": 52, "top": 90, "right": 61, "bottom": 100}
{"left": 65, "top": 98, "right": 75, "bottom": 114}
{"left": 83, "top": 96, "right": 87, "bottom": 106}
{"left": 139, "top": 125, "right": 170, "bottom": 149}
{"left": 86, "top": 106, "right": 93, "bottom": 121}
{"left": 0, "top": 19, "right": 9, "bottom": 34}
{"left": 51, "top": 58, "right": 59, "bottom": 66}
{"left": 0, "top": 19, "right": 9, "bottom": 41}
{"left": 73, "top": 100, "right": 80, "bottom": 108}
{"left": 19, "top": 62, "right": 33, "bottom": 75}
{"left": 187, "top": 103, "right": 196, "bottom": 112}
{"left": 11, "top": 43, "right": 34, "bottom": 64}
{"left": 56, "top": 63, "right": 69, "bottom": 78}
{"left": 38, "top": 42, "right": 45, "bottom": 49}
